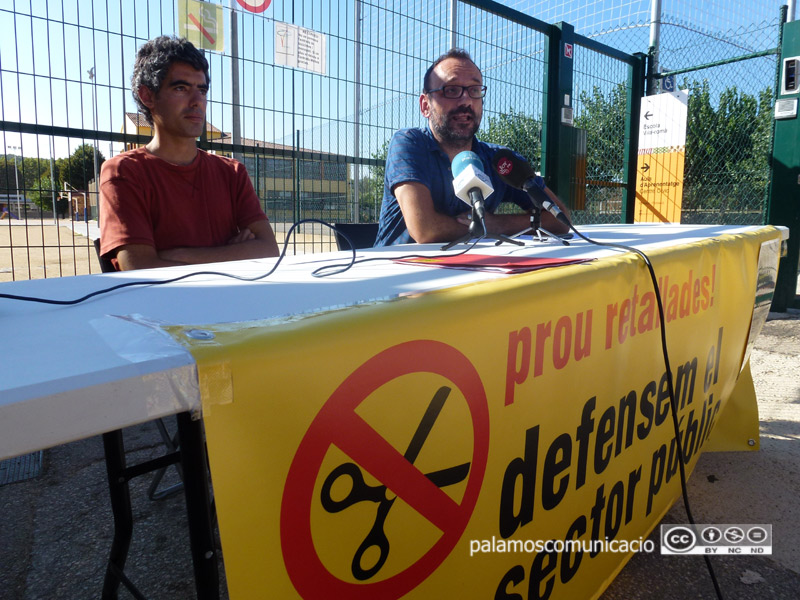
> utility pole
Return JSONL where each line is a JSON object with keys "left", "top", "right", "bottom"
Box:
{"left": 9, "top": 144, "right": 22, "bottom": 216}
{"left": 449, "top": 0, "right": 458, "bottom": 49}
{"left": 649, "top": 0, "right": 662, "bottom": 93}
{"left": 231, "top": 0, "right": 242, "bottom": 163}
{"left": 87, "top": 67, "right": 100, "bottom": 221}
{"left": 50, "top": 137, "right": 57, "bottom": 224}
{"left": 353, "top": 0, "right": 362, "bottom": 222}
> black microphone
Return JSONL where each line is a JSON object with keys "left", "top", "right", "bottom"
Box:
{"left": 492, "top": 149, "right": 570, "bottom": 226}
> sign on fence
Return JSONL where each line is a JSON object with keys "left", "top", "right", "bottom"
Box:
{"left": 178, "top": 0, "right": 225, "bottom": 52}
{"left": 275, "top": 22, "right": 327, "bottom": 75}
{"left": 635, "top": 90, "right": 689, "bottom": 223}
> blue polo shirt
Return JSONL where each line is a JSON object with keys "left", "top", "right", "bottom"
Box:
{"left": 374, "top": 126, "right": 534, "bottom": 246}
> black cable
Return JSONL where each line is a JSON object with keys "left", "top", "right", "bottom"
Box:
{"left": 0, "top": 219, "right": 485, "bottom": 305}
{"left": 566, "top": 221, "right": 724, "bottom": 600}
{"left": 311, "top": 227, "right": 485, "bottom": 277}
{"left": 0, "top": 219, "right": 322, "bottom": 306}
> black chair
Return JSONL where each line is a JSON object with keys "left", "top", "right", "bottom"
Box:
{"left": 332, "top": 222, "right": 379, "bottom": 250}
{"left": 94, "top": 237, "right": 116, "bottom": 273}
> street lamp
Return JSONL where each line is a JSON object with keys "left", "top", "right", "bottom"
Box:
{"left": 87, "top": 67, "right": 100, "bottom": 221}
{"left": 8, "top": 144, "right": 22, "bottom": 216}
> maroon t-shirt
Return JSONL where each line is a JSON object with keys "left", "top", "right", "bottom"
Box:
{"left": 99, "top": 147, "right": 268, "bottom": 261}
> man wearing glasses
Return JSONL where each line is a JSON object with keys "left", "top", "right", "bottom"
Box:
{"left": 374, "top": 48, "right": 568, "bottom": 246}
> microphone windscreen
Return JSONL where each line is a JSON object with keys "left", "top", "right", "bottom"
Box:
{"left": 452, "top": 150, "right": 484, "bottom": 179}
{"left": 492, "top": 148, "right": 535, "bottom": 189}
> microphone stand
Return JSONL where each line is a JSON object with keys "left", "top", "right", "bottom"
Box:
{"left": 441, "top": 204, "right": 524, "bottom": 251}
{"left": 506, "top": 203, "right": 569, "bottom": 246}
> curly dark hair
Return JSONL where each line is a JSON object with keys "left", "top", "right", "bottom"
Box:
{"left": 422, "top": 48, "right": 478, "bottom": 93}
{"left": 131, "top": 36, "right": 210, "bottom": 125}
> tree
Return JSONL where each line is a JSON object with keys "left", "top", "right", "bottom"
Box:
{"left": 0, "top": 155, "right": 50, "bottom": 204}
{"left": 480, "top": 108, "right": 542, "bottom": 166}
{"left": 682, "top": 79, "right": 772, "bottom": 217}
{"left": 0, "top": 156, "right": 23, "bottom": 197}
{"left": 574, "top": 83, "right": 627, "bottom": 182}
{"left": 29, "top": 175, "right": 59, "bottom": 211}
{"left": 356, "top": 139, "right": 390, "bottom": 221}
{"left": 57, "top": 144, "right": 105, "bottom": 191}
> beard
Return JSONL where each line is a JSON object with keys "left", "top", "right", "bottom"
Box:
{"left": 429, "top": 105, "right": 480, "bottom": 146}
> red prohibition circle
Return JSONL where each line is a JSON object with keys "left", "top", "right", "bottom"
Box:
{"left": 281, "top": 340, "right": 490, "bottom": 599}
{"left": 235, "top": 0, "right": 271, "bottom": 13}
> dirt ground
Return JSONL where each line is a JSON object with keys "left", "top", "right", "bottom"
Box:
{"left": 0, "top": 219, "right": 102, "bottom": 282}
{"left": 0, "top": 219, "right": 336, "bottom": 283}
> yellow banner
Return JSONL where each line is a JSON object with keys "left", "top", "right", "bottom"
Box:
{"left": 167, "top": 227, "right": 780, "bottom": 599}
{"left": 178, "top": 0, "right": 225, "bottom": 52}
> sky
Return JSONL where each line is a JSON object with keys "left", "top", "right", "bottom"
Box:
{"left": 0, "top": 0, "right": 790, "bottom": 161}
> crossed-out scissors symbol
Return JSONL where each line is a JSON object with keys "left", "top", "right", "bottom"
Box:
{"left": 319, "top": 386, "right": 471, "bottom": 580}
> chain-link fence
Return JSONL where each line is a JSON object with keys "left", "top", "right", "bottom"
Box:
{"left": 570, "top": 38, "right": 635, "bottom": 224}
{"left": 1, "top": 0, "right": 782, "bottom": 282}
{"left": 657, "top": 15, "right": 783, "bottom": 224}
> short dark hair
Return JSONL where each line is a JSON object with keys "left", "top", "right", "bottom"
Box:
{"left": 131, "top": 36, "right": 210, "bottom": 125}
{"left": 423, "top": 48, "right": 479, "bottom": 93}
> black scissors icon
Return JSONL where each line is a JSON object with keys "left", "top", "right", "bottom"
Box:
{"left": 320, "top": 386, "right": 471, "bottom": 580}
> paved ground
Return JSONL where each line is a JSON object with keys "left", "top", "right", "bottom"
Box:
{"left": 601, "top": 311, "right": 800, "bottom": 600}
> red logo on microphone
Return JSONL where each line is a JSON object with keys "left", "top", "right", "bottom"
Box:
{"left": 496, "top": 157, "right": 513, "bottom": 176}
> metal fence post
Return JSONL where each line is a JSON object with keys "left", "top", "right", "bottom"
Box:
{"left": 767, "top": 17, "right": 800, "bottom": 310}
{"left": 623, "top": 53, "right": 647, "bottom": 223}
{"left": 541, "top": 21, "right": 574, "bottom": 205}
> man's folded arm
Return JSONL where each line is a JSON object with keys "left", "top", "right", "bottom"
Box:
{"left": 395, "top": 181, "right": 470, "bottom": 243}
{"left": 116, "top": 219, "right": 280, "bottom": 270}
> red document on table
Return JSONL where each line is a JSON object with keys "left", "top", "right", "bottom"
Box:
{"left": 395, "top": 254, "right": 594, "bottom": 274}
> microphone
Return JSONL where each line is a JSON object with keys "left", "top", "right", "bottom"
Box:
{"left": 492, "top": 149, "right": 570, "bottom": 226}
{"left": 451, "top": 150, "right": 493, "bottom": 224}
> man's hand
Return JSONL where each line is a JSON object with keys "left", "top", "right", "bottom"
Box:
{"left": 456, "top": 210, "right": 530, "bottom": 237}
{"left": 227, "top": 228, "right": 256, "bottom": 245}
{"left": 395, "top": 182, "right": 470, "bottom": 243}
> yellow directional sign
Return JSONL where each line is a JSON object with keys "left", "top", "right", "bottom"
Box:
{"left": 635, "top": 90, "right": 689, "bottom": 223}
{"left": 178, "top": 0, "right": 224, "bottom": 52}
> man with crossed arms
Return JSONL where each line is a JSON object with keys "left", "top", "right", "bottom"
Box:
{"left": 100, "top": 36, "right": 279, "bottom": 270}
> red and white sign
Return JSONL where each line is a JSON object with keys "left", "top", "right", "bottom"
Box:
{"left": 236, "top": 0, "right": 271, "bottom": 13}
{"left": 564, "top": 43, "right": 573, "bottom": 59}
{"left": 280, "top": 340, "right": 489, "bottom": 599}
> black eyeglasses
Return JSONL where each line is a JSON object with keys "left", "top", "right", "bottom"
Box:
{"left": 426, "top": 85, "right": 487, "bottom": 99}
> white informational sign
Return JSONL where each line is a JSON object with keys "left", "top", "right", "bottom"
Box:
{"left": 774, "top": 98, "right": 798, "bottom": 120}
{"left": 638, "top": 89, "right": 689, "bottom": 150}
{"left": 635, "top": 89, "right": 690, "bottom": 223}
{"left": 275, "top": 22, "right": 327, "bottom": 75}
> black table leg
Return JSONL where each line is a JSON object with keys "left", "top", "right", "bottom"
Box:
{"left": 176, "top": 412, "right": 220, "bottom": 600}
{"left": 101, "top": 415, "right": 219, "bottom": 599}
{"left": 101, "top": 429, "right": 132, "bottom": 600}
